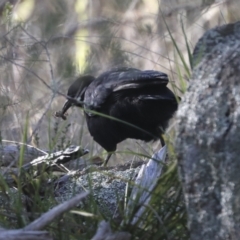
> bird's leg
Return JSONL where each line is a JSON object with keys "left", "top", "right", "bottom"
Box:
{"left": 103, "top": 153, "right": 112, "bottom": 166}
{"left": 159, "top": 135, "right": 165, "bottom": 147}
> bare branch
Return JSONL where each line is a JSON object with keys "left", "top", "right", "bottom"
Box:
{"left": 24, "top": 191, "right": 89, "bottom": 231}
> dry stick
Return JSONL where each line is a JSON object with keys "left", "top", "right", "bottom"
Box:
{"left": 92, "top": 221, "right": 131, "bottom": 240}
{"left": 2, "top": 140, "right": 47, "bottom": 154}
{"left": 0, "top": 229, "right": 51, "bottom": 240}
{"left": 24, "top": 191, "right": 89, "bottom": 231}
{"left": 4, "top": 145, "right": 88, "bottom": 186}
{"left": 126, "top": 145, "right": 167, "bottom": 225}
{"left": 0, "top": 191, "right": 89, "bottom": 240}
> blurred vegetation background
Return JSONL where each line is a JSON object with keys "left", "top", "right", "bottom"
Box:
{"left": 0, "top": 0, "right": 239, "bottom": 164}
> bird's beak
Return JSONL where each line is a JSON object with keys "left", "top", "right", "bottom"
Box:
{"left": 62, "top": 100, "right": 73, "bottom": 114}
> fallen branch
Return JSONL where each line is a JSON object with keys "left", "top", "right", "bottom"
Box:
{"left": 92, "top": 221, "right": 131, "bottom": 240}
{"left": 0, "top": 191, "right": 89, "bottom": 240}
{"left": 0, "top": 229, "right": 51, "bottom": 240}
{"left": 0, "top": 141, "right": 45, "bottom": 167}
{"left": 24, "top": 191, "right": 89, "bottom": 231}
{"left": 3, "top": 145, "right": 89, "bottom": 187}
{"left": 126, "top": 146, "right": 167, "bottom": 225}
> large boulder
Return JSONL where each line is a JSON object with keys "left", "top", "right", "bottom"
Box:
{"left": 175, "top": 21, "right": 240, "bottom": 240}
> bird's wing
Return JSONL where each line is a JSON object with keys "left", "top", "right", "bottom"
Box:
{"left": 112, "top": 70, "right": 168, "bottom": 92}
{"left": 84, "top": 68, "right": 169, "bottom": 111}
{"left": 137, "top": 94, "right": 177, "bottom": 101}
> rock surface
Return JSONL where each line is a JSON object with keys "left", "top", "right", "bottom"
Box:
{"left": 175, "top": 21, "right": 240, "bottom": 240}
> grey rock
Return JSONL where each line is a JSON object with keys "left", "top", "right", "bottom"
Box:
{"left": 175, "top": 21, "right": 240, "bottom": 240}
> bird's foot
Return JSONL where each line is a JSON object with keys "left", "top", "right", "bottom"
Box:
{"left": 102, "top": 153, "right": 112, "bottom": 167}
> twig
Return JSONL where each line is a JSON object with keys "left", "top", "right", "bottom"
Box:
{"left": 2, "top": 140, "right": 47, "bottom": 154}
{"left": 24, "top": 191, "right": 89, "bottom": 231}
{"left": 92, "top": 221, "right": 131, "bottom": 240}
{"left": 3, "top": 145, "right": 89, "bottom": 186}
{"left": 0, "top": 191, "right": 89, "bottom": 239}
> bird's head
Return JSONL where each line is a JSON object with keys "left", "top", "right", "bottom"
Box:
{"left": 55, "top": 75, "right": 95, "bottom": 120}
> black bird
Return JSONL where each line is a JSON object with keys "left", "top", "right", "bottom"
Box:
{"left": 56, "top": 67, "right": 178, "bottom": 165}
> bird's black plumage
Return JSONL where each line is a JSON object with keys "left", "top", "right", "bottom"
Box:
{"left": 56, "top": 67, "right": 178, "bottom": 165}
